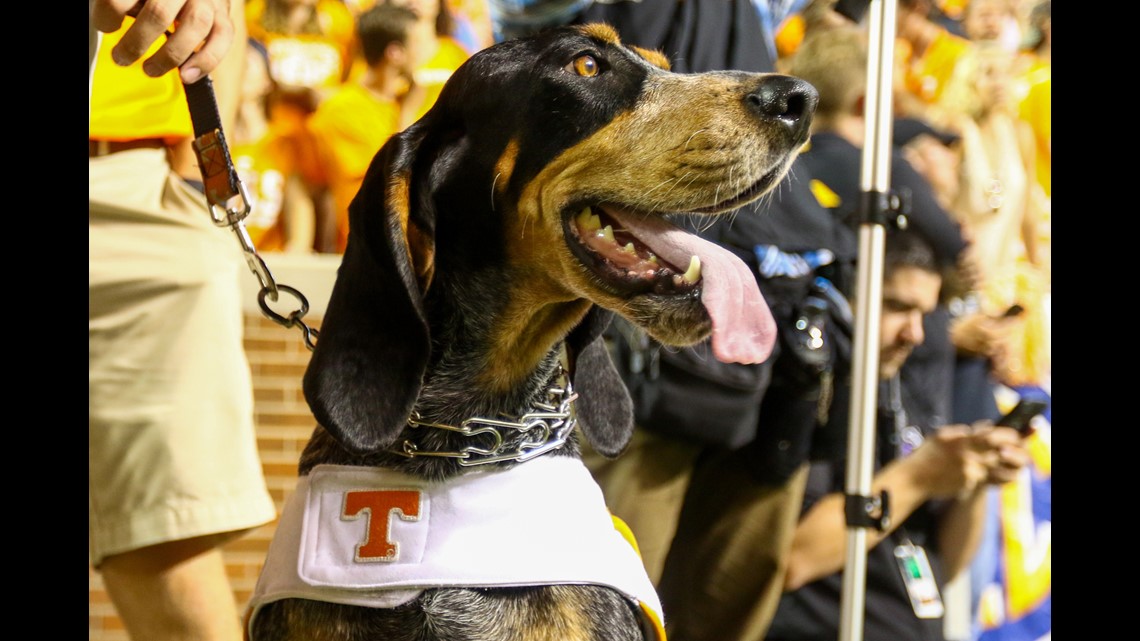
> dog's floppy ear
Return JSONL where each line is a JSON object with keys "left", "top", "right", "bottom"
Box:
{"left": 565, "top": 307, "right": 635, "bottom": 457}
{"left": 303, "top": 125, "right": 436, "bottom": 455}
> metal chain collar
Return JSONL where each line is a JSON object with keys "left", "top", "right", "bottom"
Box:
{"left": 393, "top": 373, "right": 579, "bottom": 466}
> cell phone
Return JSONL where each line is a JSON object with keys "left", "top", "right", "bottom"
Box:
{"left": 995, "top": 398, "right": 1048, "bottom": 434}
{"left": 1000, "top": 303, "right": 1025, "bottom": 318}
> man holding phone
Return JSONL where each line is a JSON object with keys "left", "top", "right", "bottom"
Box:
{"left": 764, "top": 228, "right": 1034, "bottom": 641}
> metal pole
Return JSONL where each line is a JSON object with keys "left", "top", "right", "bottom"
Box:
{"left": 839, "top": 2, "right": 898, "bottom": 641}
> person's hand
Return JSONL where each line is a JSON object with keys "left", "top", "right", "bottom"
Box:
{"left": 968, "top": 425, "right": 1032, "bottom": 485}
{"left": 949, "top": 311, "right": 1012, "bottom": 361}
{"left": 91, "top": 0, "right": 235, "bottom": 84}
{"left": 954, "top": 250, "right": 984, "bottom": 293}
{"left": 907, "top": 425, "right": 990, "bottom": 499}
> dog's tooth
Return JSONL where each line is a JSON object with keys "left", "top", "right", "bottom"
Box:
{"left": 682, "top": 256, "right": 701, "bottom": 283}
{"left": 648, "top": 253, "right": 658, "bottom": 264}
{"left": 597, "top": 224, "right": 615, "bottom": 242}
{"left": 622, "top": 242, "right": 637, "bottom": 255}
{"left": 577, "top": 207, "right": 601, "bottom": 233}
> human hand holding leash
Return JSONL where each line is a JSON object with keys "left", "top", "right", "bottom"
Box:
{"left": 91, "top": 0, "right": 234, "bottom": 84}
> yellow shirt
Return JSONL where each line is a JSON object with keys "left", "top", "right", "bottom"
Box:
{"left": 1017, "top": 58, "right": 1051, "bottom": 197}
{"left": 414, "top": 36, "right": 470, "bottom": 120}
{"left": 899, "top": 29, "right": 973, "bottom": 105}
{"left": 247, "top": 0, "right": 358, "bottom": 185}
{"left": 89, "top": 18, "right": 191, "bottom": 142}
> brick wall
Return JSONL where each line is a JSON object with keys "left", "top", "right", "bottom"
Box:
{"left": 89, "top": 255, "right": 337, "bottom": 640}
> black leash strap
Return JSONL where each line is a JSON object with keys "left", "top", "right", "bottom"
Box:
{"left": 183, "top": 76, "right": 247, "bottom": 221}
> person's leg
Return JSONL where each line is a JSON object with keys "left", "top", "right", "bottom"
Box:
{"left": 101, "top": 533, "right": 246, "bottom": 641}
{"left": 658, "top": 456, "right": 810, "bottom": 641}
{"left": 90, "top": 151, "right": 277, "bottom": 639}
{"left": 582, "top": 428, "right": 701, "bottom": 584}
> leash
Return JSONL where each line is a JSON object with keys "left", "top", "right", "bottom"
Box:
{"left": 181, "top": 73, "right": 320, "bottom": 351}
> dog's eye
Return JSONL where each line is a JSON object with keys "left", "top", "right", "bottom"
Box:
{"left": 566, "top": 54, "right": 600, "bottom": 77}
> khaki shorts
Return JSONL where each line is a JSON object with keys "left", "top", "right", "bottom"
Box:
{"left": 89, "top": 148, "right": 276, "bottom": 566}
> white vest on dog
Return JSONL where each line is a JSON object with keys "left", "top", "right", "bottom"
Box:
{"left": 246, "top": 455, "right": 665, "bottom": 638}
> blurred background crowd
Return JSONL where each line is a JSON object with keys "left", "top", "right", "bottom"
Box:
{"left": 91, "top": 0, "right": 1052, "bottom": 378}
{"left": 94, "top": 0, "right": 1050, "bottom": 386}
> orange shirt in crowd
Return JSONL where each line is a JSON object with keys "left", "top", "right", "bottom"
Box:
{"left": 306, "top": 83, "right": 402, "bottom": 253}
{"left": 246, "top": 0, "right": 356, "bottom": 93}
{"left": 246, "top": 0, "right": 357, "bottom": 185}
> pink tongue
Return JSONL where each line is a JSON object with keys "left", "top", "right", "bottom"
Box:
{"left": 607, "top": 210, "right": 776, "bottom": 364}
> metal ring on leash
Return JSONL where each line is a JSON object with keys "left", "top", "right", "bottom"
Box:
{"left": 258, "top": 284, "right": 320, "bottom": 351}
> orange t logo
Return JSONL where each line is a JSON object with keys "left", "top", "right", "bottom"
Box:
{"left": 341, "top": 490, "right": 422, "bottom": 562}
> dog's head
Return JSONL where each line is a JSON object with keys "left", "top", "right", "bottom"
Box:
{"left": 304, "top": 24, "right": 817, "bottom": 457}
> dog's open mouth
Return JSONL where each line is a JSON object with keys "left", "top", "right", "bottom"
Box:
{"left": 566, "top": 205, "right": 701, "bottom": 296}
{"left": 563, "top": 203, "right": 778, "bottom": 364}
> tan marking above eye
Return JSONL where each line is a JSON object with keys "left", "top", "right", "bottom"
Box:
{"left": 567, "top": 54, "right": 599, "bottom": 77}
{"left": 631, "top": 45, "right": 671, "bottom": 71}
{"left": 577, "top": 22, "right": 621, "bottom": 45}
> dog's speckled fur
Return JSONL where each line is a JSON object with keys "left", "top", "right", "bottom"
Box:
{"left": 248, "top": 23, "right": 816, "bottom": 641}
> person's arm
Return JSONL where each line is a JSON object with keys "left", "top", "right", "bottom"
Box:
{"left": 282, "top": 175, "right": 318, "bottom": 254}
{"left": 933, "top": 485, "right": 988, "bottom": 580}
{"left": 1015, "top": 119, "right": 1041, "bottom": 268}
{"left": 783, "top": 425, "right": 986, "bottom": 591}
{"left": 92, "top": 0, "right": 237, "bottom": 84}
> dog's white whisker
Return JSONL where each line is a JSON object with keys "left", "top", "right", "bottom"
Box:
{"left": 640, "top": 177, "right": 681, "bottom": 205}
{"left": 684, "top": 129, "right": 709, "bottom": 150}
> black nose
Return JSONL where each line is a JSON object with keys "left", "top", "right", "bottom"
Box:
{"left": 746, "top": 74, "right": 818, "bottom": 143}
